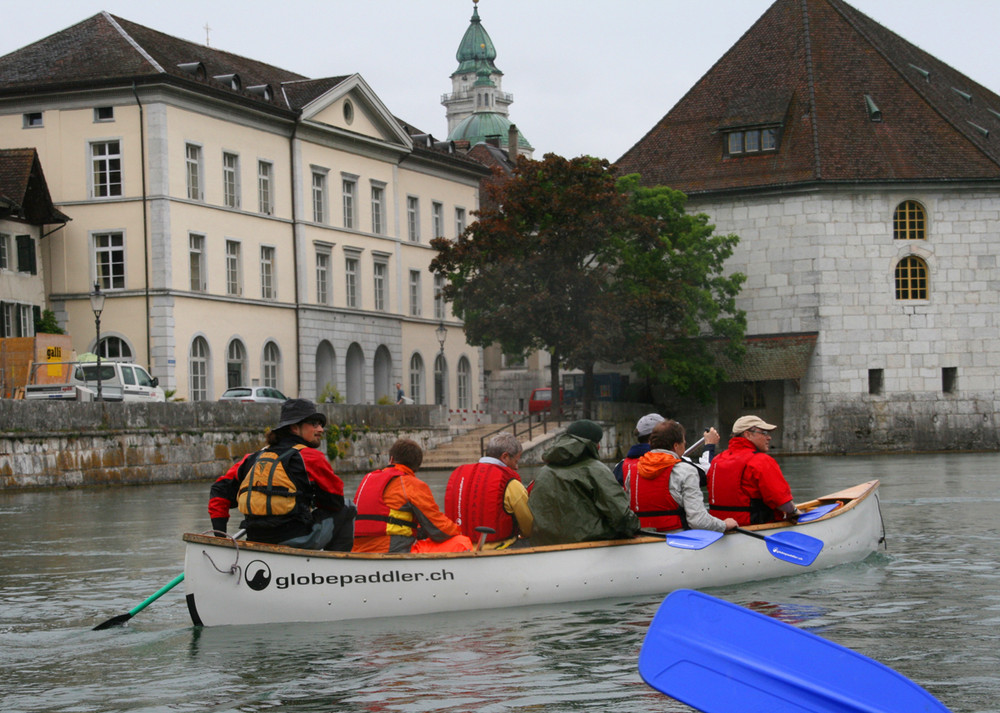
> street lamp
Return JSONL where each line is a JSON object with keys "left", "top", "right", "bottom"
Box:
{"left": 435, "top": 322, "right": 447, "bottom": 406}
{"left": 89, "top": 283, "right": 106, "bottom": 401}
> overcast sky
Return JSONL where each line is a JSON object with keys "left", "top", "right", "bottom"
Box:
{"left": 3, "top": 1, "right": 1000, "bottom": 161}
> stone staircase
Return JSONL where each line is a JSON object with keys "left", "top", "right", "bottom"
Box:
{"left": 421, "top": 419, "right": 569, "bottom": 470}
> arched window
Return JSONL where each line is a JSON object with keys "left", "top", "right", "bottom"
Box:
{"left": 226, "top": 339, "right": 247, "bottom": 388}
{"left": 316, "top": 340, "right": 336, "bottom": 400}
{"left": 97, "top": 336, "right": 132, "bottom": 360}
{"left": 345, "top": 343, "right": 365, "bottom": 404}
{"left": 373, "top": 345, "right": 392, "bottom": 403}
{"left": 262, "top": 341, "right": 280, "bottom": 388}
{"left": 434, "top": 353, "right": 448, "bottom": 406}
{"left": 893, "top": 200, "right": 926, "bottom": 240}
{"left": 189, "top": 337, "right": 210, "bottom": 401}
{"left": 895, "top": 255, "right": 928, "bottom": 300}
{"left": 457, "top": 356, "right": 471, "bottom": 409}
{"left": 409, "top": 353, "right": 424, "bottom": 405}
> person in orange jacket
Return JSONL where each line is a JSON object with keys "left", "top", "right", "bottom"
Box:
{"left": 352, "top": 438, "right": 472, "bottom": 553}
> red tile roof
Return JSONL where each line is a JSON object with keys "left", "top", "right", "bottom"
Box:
{"left": 0, "top": 148, "right": 69, "bottom": 224}
{"left": 616, "top": 0, "right": 1000, "bottom": 194}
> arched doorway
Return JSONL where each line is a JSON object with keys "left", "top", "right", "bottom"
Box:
{"left": 316, "top": 340, "right": 336, "bottom": 400}
{"left": 346, "top": 343, "right": 365, "bottom": 404}
{"left": 373, "top": 345, "right": 392, "bottom": 403}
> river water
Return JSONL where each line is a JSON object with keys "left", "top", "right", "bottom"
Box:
{"left": 2, "top": 453, "right": 999, "bottom": 713}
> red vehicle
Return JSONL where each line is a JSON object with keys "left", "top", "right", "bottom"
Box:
{"left": 528, "top": 387, "right": 564, "bottom": 414}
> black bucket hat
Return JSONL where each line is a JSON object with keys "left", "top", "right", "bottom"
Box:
{"left": 275, "top": 399, "right": 327, "bottom": 429}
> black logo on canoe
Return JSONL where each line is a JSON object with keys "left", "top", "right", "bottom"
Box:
{"left": 245, "top": 560, "right": 272, "bottom": 591}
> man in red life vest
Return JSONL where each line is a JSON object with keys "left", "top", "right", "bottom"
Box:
{"left": 352, "top": 438, "right": 472, "bottom": 553}
{"left": 707, "top": 416, "right": 801, "bottom": 525}
{"left": 445, "top": 431, "right": 533, "bottom": 549}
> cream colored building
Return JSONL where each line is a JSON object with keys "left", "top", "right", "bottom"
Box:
{"left": 0, "top": 13, "right": 486, "bottom": 406}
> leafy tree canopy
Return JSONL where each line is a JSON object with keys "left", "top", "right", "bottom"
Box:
{"left": 430, "top": 154, "right": 746, "bottom": 408}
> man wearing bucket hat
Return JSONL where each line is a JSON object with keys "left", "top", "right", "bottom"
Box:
{"left": 706, "top": 415, "right": 800, "bottom": 526}
{"left": 528, "top": 419, "right": 640, "bottom": 546}
{"left": 208, "top": 398, "right": 355, "bottom": 550}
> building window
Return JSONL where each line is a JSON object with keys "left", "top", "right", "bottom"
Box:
{"left": 258, "top": 161, "right": 273, "bottom": 215}
{"left": 312, "top": 170, "right": 327, "bottom": 223}
{"left": 227, "top": 339, "right": 247, "bottom": 389}
{"left": 435, "top": 353, "right": 447, "bottom": 406}
{"left": 16, "top": 235, "right": 37, "bottom": 275}
{"left": 457, "top": 356, "right": 471, "bottom": 409}
{"left": 455, "top": 207, "right": 466, "bottom": 237}
{"left": 432, "top": 202, "right": 444, "bottom": 238}
{"left": 0, "top": 302, "right": 14, "bottom": 337}
{"left": 345, "top": 256, "right": 359, "bottom": 308}
{"left": 94, "top": 106, "right": 114, "bottom": 122}
{"left": 407, "top": 196, "right": 420, "bottom": 242}
{"left": 23, "top": 112, "right": 43, "bottom": 128}
{"left": 94, "top": 232, "right": 125, "bottom": 289}
{"left": 371, "top": 183, "right": 385, "bottom": 235}
{"left": 868, "top": 368, "right": 884, "bottom": 395}
{"left": 260, "top": 246, "right": 276, "bottom": 300}
{"left": 741, "top": 381, "right": 765, "bottom": 409}
{"left": 225, "top": 240, "right": 242, "bottom": 296}
{"left": 895, "top": 255, "right": 928, "bottom": 300}
{"left": 942, "top": 367, "right": 957, "bottom": 394}
{"left": 98, "top": 336, "right": 132, "bottom": 360}
{"left": 262, "top": 341, "right": 281, "bottom": 388}
{"left": 409, "top": 270, "right": 422, "bottom": 317}
{"left": 0, "top": 233, "right": 8, "bottom": 270}
{"left": 725, "top": 127, "right": 780, "bottom": 156}
{"left": 893, "top": 200, "right": 926, "bottom": 240}
{"left": 189, "top": 233, "right": 206, "bottom": 291}
{"left": 373, "top": 261, "right": 387, "bottom": 311}
{"left": 342, "top": 177, "right": 357, "bottom": 229}
{"left": 185, "top": 144, "right": 203, "bottom": 201}
{"left": 409, "top": 353, "right": 424, "bottom": 405}
{"left": 434, "top": 274, "right": 446, "bottom": 320}
{"left": 189, "top": 336, "right": 210, "bottom": 402}
{"left": 223, "top": 151, "right": 240, "bottom": 208}
{"left": 316, "top": 250, "right": 330, "bottom": 305}
{"left": 91, "top": 140, "right": 122, "bottom": 198}
{"left": 18, "top": 304, "right": 35, "bottom": 338}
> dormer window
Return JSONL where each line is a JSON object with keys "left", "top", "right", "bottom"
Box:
{"left": 726, "top": 126, "right": 780, "bottom": 156}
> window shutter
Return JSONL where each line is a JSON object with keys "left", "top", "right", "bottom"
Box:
{"left": 16, "top": 235, "right": 37, "bottom": 274}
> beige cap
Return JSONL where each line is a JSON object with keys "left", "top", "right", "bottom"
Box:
{"left": 732, "top": 415, "right": 777, "bottom": 434}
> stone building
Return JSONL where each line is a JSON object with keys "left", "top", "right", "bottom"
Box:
{"left": 616, "top": 0, "right": 1000, "bottom": 452}
{"left": 0, "top": 13, "right": 487, "bottom": 406}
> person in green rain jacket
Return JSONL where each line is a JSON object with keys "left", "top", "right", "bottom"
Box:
{"left": 528, "top": 420, "right": 641, "bottom": 546}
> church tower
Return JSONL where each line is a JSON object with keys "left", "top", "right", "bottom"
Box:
{"left": 444, "top": 0, "right": 533, "bottom": 157}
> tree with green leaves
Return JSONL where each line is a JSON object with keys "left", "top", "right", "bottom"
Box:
{"left": 430, "top": 153, "right": 745, "bottom": 416}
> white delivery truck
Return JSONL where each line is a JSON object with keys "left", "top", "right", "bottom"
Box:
{"left": 24, "top": 361, "right": 165, "bottom": 402}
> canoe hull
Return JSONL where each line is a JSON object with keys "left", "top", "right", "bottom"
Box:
{"left": 184, "top": 480, "right": 882, "bottom": 626}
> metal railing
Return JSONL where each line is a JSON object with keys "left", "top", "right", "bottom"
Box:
{"left": 478, "top": 401, "right": 581, "bottom": 456}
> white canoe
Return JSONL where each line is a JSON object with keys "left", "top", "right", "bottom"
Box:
{"left": 183, "top": 480, "right": 883, "bottom": 627}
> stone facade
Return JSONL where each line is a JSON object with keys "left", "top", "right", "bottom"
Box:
{"left": 691, "top": 186, "right": 1000, "bottom": 453}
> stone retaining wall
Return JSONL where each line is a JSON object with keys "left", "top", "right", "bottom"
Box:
{"left": 0, "top": 400, "right": 451, "bottom": 490}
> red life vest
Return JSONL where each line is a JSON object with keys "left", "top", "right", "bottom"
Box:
{"left": 352, "top": 466, "right": 417, "bottom": 538}
{"left": 620, "top": 456, "right": 641, "bottom": 491}
{"left": 707, "top": 439, "right": 771, "bottom": 525}
{"left": 630, "top": 451, "right": 685, "bottom": 531}
{"left": 444, "top": 461, "right": 520, "bottom": 542}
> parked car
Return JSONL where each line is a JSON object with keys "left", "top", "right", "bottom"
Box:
{"left": 219, "top": 386, "right": 288, "bottom": 403}
{"left": 528, "top": 387, "right": 564, "bottom": 414}
{"left": 24, "top": 361, "right": 165, "bottom": 402}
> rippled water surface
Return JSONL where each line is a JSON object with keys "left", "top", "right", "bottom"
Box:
{"left": 3, "top": 453, "right": 999, "bottom": 712}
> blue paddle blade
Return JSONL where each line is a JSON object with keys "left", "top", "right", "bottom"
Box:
{"left": 639, "top": 589, "right": 952, "bottom": 713}
{"left": 797, "top": 502, "right": 839, "bottom": 523}
{"left": 762, "top": 530, "right": 824, "bottom": 566}
{"left": 666, "top": 529, "right": 724, "bottom": 550}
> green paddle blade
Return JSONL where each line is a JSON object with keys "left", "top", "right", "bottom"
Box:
{"left": 639, "top": 589, "right": 952, "bottom": 713}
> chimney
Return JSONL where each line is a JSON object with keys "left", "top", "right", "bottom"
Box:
{"left": 508, "top": 124, "right": 519, "bottom": 162}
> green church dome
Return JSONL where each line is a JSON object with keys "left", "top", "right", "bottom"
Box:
{"left": 454, "top": 3, "right": 501, "bottom": 77}
{"left": 447, "top": 112, "right": 532, "bottom": 151}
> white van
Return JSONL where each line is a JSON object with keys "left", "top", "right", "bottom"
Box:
{"left": 25, "top": 361, "right": 166, "bottom": 402}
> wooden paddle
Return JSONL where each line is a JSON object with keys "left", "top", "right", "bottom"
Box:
{"left": 93, "top": 529, "right": 245, "bottom": 630}
{"left": 639, "top": 589, "right": 952, "bottom": 712}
